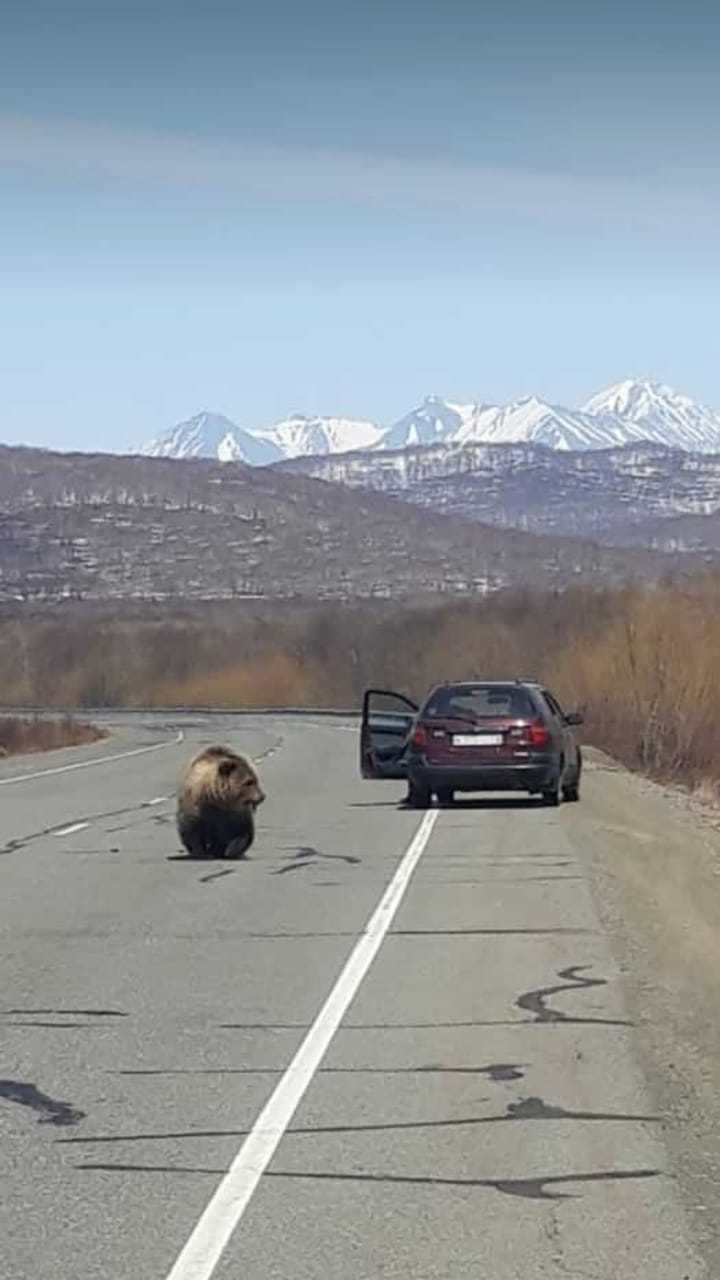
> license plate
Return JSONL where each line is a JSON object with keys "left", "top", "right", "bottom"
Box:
{"left": 452, "top": 733, "right": 503, "bottom": 747}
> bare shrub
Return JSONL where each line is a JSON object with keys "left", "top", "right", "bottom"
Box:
{"left": 0, "top": 715, "right": 105, "bottom": 757}
{"left": 3, "top": 572, "right": 720, "bottom": 787}
{"left": 692, "top": 778, "right": 720, "bottom": 807}
{"left": 152, "top": 652, "right": 326, "bottom": 708}
{"left": 547, "top": 581, "right": 720, "bottom": 784}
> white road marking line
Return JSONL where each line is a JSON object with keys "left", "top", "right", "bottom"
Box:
{"left": 53, "top": 822, "right": 90, "bottom": 837}
{"left": 0, "top": 731, "right": 184, "bottom": 786}
{"left": 164, "top": 807, "right": 439, "bottom": 1280}
{"left": 147, "top": 797, "right": 168, "bottom": 806}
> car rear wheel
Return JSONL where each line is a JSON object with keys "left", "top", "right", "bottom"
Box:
{"left": 436, "top": 788, "right": 454, "bottom": 807}
{"left": 541, "top": 777, "right": 561, "bottom": 806}
{"left": 562, "top": 783, "right": 580, "bottom": 802}
{"left": 407, "top": 782, "right": 432, "bottom": 809}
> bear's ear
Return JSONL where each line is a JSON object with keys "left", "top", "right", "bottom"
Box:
{"left": 218, "top": 759, "right": 235, "bottom": 777}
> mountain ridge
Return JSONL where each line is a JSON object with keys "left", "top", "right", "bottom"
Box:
{"left": 281, "top": 436, "right": 720, "bottom": 553}
{"left": 0, "top": 440, "right": 688, "bottom": 606}
{"left": 139, "top": 379, "right": 720, "bottom": 464}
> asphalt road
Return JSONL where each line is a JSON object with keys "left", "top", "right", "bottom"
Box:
{"left": 0, "top": 714, "right": 713, "bottom": 1279}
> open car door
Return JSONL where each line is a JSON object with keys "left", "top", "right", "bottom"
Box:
{"left": 360, "top": 688, "right": 419, "bottom": 779}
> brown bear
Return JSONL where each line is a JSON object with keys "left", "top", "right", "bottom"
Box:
{"left": 177, "top": 745, "right": 265, "bottom": 859}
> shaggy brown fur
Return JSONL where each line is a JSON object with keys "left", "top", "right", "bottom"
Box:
{"left": 177, "top": 745, "right": 265, "bottom": 859}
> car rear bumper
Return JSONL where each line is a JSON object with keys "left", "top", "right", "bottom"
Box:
{"left": 409, "top": 761, "right": 558, "bottom": 793}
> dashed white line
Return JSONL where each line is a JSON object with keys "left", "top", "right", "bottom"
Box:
{"left": 163, "top": 808, "right": 439, "bottom": 1280}
{"left": 0, "top": 731, "right": 184, "bottom": 786}
{"left": 53, "top": 822, "right": 90, "bottom": 838}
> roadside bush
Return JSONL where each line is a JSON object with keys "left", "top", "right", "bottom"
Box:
{"left": 0, "top": 715, "right": 105, "bottom": 757}
{"left": 551, "top": 584, "right": 720, "bottom": 784}
{"left": 3, "top": 572, "right": 720, "bottom": 787}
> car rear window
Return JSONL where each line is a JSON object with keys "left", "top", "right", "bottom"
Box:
{"left": 423, "top": 685, "right": 535, "bottom": 720}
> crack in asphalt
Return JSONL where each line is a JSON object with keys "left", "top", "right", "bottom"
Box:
{"left": 198, "top": 867, "right": 237, "bottom": 884}
{"left": 57, "top": 1095, "right": 658, "bottom": 1145}
{"left": 517, "top": 964, "right": 628, "bottom": 1026}
{"left": 72, "top": 1161, "right": 661, "bottom": 1201}
{"left": 1, "top": 1007, "right": 128, "bottom": 1029}
{"left": 1, "top": 1021, "right": 109, "bottom": 1028}
{"left": 208, "top": 927, "right": 593, "bottom": 939}
{"left": 112, "top": 1064, "right": 528, "bottom": 1078}
{"left": 0, "top": 797, "right": 173, "bottom": 856}
{"left": 278, "top": 845, "right": 361, "bottom": 866}
{"left": 1, "top": 1008, "right": 127, "bottom": 1017}
{"left": 0, "top": 1079, "right": 85, "bottom": 1126}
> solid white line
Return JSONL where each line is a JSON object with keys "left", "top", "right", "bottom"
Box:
{"left": 53, "top": 822, "right": 90, "bottom": 837}
{"left": 164, "top": 808, "right": 439, "bottom": 1280}
{"left": 0, "top": 731, "right": 184, "bottom": 786}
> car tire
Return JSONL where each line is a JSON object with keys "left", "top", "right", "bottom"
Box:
{"left": 436, "top": 788, "right": 454, "bottom": 807}
{"left": 407, "top": 782, "right": 432, "bottom": 809}
{"left": 563, "top": 783, "right": 580, "bottom": 803}
{"left": 541, "top": 778, "right": 561, "bottom": 806}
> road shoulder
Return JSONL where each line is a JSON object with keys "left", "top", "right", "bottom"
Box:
{"left": 576, "top": 751, "right": 720, "bottom": 1272}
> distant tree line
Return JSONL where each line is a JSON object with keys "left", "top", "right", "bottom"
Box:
{"left": 2, "top": 574, "right": 720, "bottom": 789}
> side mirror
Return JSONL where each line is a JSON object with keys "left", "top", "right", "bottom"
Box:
{"left": 564, "top": 711, "right": 584, "bottom": 727}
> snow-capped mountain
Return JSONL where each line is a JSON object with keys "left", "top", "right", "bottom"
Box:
{"left": 381, "top": 396, "right": 478, "bottom": 449}
{"left": 581, "top": 379, "right": 720, "bottom": 453}
{"left": 140, "top": 411, "right": 283, "bottom": 466}
{"left": 139, "top": 380, "right": 720, "bottom": 465}
{"left": 254, "top": 413, "right": 384, "bottom": 459}
{"left": 451, "top": 395, "right": 645, "bottom": 451}
{"left": 384, "top": 381, "right": 720, "bottom": 454}
{"left": 388, "top": 383, "right": 720, "bottom": 453}
{"left": 142, "top": 410, "right": 383, "bottom": 464}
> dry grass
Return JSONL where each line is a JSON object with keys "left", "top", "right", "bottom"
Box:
{"left": 547, "top": 581, "right": 720, "bottom": 785}
{"left": 2, "top": 572, "right": 720, "bottom": 787}
{"left": 691, "top": 778, "right": 720, "bottom": 807}
{"left": 0, "top": 716, "right": 105, "bottom": 759}
{"left": 150, "top": 652, "right": 330, "bottom": 708}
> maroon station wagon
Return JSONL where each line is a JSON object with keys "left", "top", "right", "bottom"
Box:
{"left": 360, "top": 680, "right": 583, "bottom": 807}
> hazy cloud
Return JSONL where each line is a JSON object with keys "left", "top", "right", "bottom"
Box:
{"left": 0, "top": 113, "right": 715, "bottom": 227}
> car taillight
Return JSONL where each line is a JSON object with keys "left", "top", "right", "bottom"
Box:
{"left": 510, "top": 721, "right": 551, "bottom": 747}
{"left": 411, "top": 724, "right": 428, "bottom": 749}
{"left": 528, "top": 721, "right": 550, "bottom": 747}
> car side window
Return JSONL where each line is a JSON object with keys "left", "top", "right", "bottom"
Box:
{"left": 541, "top": 690, "right": 563, "bottom": 719}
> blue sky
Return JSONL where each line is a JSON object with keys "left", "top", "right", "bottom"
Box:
{"left": 2, "top": 0, "right": 719, "bottom": 451}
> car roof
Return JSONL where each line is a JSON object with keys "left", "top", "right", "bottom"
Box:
{"left": 429, "top": 679, "right": 541, "bottom": 690}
